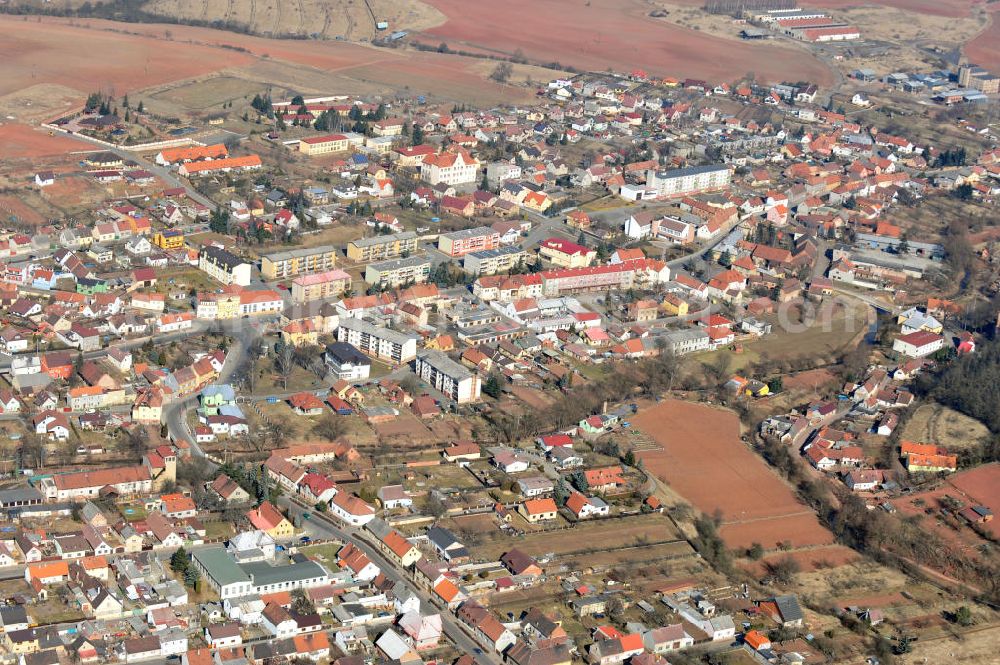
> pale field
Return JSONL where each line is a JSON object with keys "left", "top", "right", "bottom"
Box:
{"left": 794, "top": 560, "right": 910, "bottom": 605}
{"left": 902, "top": 624, "right": 1000, "bottom": 665}
{"left": 149, "top": 75, "right": 270, "bottom": 111}
{"left": 901, "top": 402, "right": 990, "bottom": 451}
{"left": 141, "top": 0, "right": 443, "bottom": 39}
{"left": 0, "top": 83, "right": 85, "bottom": 124}
{"left": 840, "top": 6, "right": 985, "bottom": 45}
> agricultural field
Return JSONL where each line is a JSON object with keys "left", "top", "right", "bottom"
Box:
{"left": 632, "top": 399, "right": 844, "bottom": 569}
{"left": 0, "top": 16, "right": 542, "bottom": 125}
{"left": 0, "top": 123, "right": 91, "bottom": 158}
{"left": 966, "top": 4, "right": 1000, "bottom": 71}
{"left": 901, "top": 402, "right": 991, "bottom": 451}
{"left": 891, "top": 464, "right": 1000, "bottom": 562}
{"left": 149, "top": 75, "right": 269, "bottom": 112}
{"left": 419, "top": 0, "right": 834, "bottom": 84}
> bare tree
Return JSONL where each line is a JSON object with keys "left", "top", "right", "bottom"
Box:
{"left": 312, "top": 414, "right": 346, "bottom": 442}
{"left": 490, "top": 62, "right": 514, "bottom": 84}
{"left": 275, "top": 343, "right": 295, "bottom": 390}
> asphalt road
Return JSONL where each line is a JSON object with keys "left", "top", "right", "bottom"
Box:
{"left": 163, "top": 317, "right": 274, "bottom": 451}
{"left": 157, "top": 319, "right": 500, "bottom": 661}
{"left": 277, "top": 495, "right": 502, "bottom": 665}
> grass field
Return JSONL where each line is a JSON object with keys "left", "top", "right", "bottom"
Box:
{"left": 901, "top": 402, "right": 990, "bottom": 451}
{"left": 300, "top": 542, "right": 344, "bottom": 564}
{"left": 472, "top": 513, "right": 685, "bottom": 561}
{"left": 150, "top": 75, "right": 268, "bottom": 111}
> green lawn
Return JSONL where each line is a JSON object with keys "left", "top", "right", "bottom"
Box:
{"left": 204, "top": 520, "right": 234, "bottom": 541}
{"left": 118, "top": 504, "right": 147, "bottom": 522}
{"left": 300, "top": 542, "right": 343, "bottom": 565}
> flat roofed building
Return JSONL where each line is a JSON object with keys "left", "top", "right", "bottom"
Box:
{"left": 364, "top": 255, "right": 431, "bottom": 287}
{"left": 653, "top": 328, "right": 710, "bottom": 355}
{"left": 463, "top": 246, "right": 528, "bottom": 275}
{"left": 346, "top": 232, "right": 419, "bottom": 263}
{"left": 298, "top": 134, "right": 350, "bottom": 156}
{"left": 191, "top": 547, "right": 253, "bottom": 599}
{"left": 438, "top": 226, "right": 501, "bottom": 257}
{"left": 336, "top": 318, "right": 419, "bottom": 364}
{"left": 192, "top": 546, "right": 331, "bottom": 599}
{"left": 324, "top": 342, "right": 372, "bottom": 381}
{"left": 291, "top": 269, "right": 352, "bottom": 304}
{"left": 646, "top": 164, "right": 731, "bottom": 199}
{"left": 261, "top": 245, "right": 338, "bottom": 280}
{"left": 414, "top": 351, "right": 481, "bottom": 403}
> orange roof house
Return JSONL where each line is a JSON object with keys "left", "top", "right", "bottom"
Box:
{"left": 433, "top": 577, "right": 463, "bottom": 605}
{"left": 744, "top": 629, "right": 771, "bottom": 651}
{"left": 161, "top": 493, "right": 196, "bottom": 515}
{"left": 584, "top": 466, "right": 626, "bottom": 489}
{"left": 520, "top": 497, "right": 558, "bottom": 522}
{"left": 899, "top": 441, "right": 948, "bottom": 457}
{"left": 157, "top": 144, "right": 228, "bottom": 164}
{"left": 288, "top": 392, "right": 325, "bottom": 414}
{"left": 246, "top": 501, "right": 293, "bottom": 537}
{"left": 179, "top": 155, "right": 262, "bottom": 176}
{"left": 382, "top": 530, "right": 419, "bottom": 566}
{"left": 27, "top": 560, "right": 69, "bottom": 583}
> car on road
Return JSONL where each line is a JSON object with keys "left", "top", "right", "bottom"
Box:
{"left": 299, "top": 536, "right": 311, "bottom": 543}
{"left": 301, "top": 512, "right": 312, "bottom": 520}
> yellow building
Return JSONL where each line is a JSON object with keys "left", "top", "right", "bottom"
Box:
{"left": 298, "top": 134, "right": 349, "bottom": 156}
{"left": 346, "top": 231, "right": 419, "bottom": 263}
{"left": 281, "top": 320, "right": 319, "bottom": 347}
{"left": 291, "top": 269, "right": 352, "bottom": 304}
{"left": 195, "top": 291, "right": 241, "bottom": 320}
{"left": 372, "top": 118, "right": 405, "bottom": 137}
{"left": 153, "top": 230, "right": 185, "bottom": 250}
{"left": 247, "top": 501, "right": 295, "bottom": 539}
{"left": 538, "top": 239, "right": 595, "bottom": 269}
{"left": 519, "top": 498, "right": 559, "bottom": 523}
{"left": 661, "top": 294, "right": 689, "bottom": 316}
{"left": 261, "top": 245, "right": 338, "bottom": 280}
{"left": 217, "top": 293, "right": 241, "bottom": 319}
{"left": 131, "top": 390, "right": 164, "bottom": 424}
{"left": 5, "top": 630, "right": 39, "bottom": 655}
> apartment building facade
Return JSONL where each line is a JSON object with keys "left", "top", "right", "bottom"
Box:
{"left": 298, "top": 134, "right": 350, "bottom": 156}
{"left": 199, "top": 246, "right": 252, "bottom": 287}
{"left": 346, "top": 232, "right": 419, "bottom": 263}
{"left": 414, "top": 351, "right": 482, "bottom": 404}
{"left": 336, "top": 317, "right": 419, "bottom": 364}
{"left": 261, "top": 245, "right": 338, "bottom": 280}
{"left": 646, "top": 164, "right": 731, "bottom": 199}
{"left": 364, "top": 255, "right": 432, "bottom": 287}
{"left": 291, "top": 269, "right": 352, "bottom": 304}
{"left": 463, "top": 246, "right": 529, "bottom": 275}
{"left": 438, "top": 227, "right": 501, "bottom": 257}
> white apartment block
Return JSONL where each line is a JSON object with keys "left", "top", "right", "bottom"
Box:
{"left": 336, "top": 317, "right": 419, "bottom": 364}
{"left": 414, "top": 351, "right": 481, "bottom": 404}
